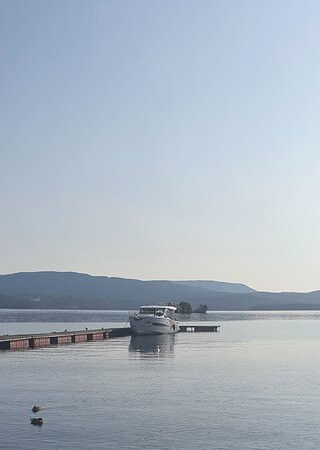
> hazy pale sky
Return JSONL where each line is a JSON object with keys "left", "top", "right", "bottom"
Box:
{"left": 1, "top": 0, "right": 320, "bottom": 292}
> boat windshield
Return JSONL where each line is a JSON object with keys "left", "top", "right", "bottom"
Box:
{"left": 139, "top": 308, "right": 165, "bottom": 316}
{"left": 165, "top": 309, "right": 174, "bottom": 319}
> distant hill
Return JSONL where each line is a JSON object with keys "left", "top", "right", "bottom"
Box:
{"left": 0, "top": 292, "right": 27, "bottom": 309}
{"left": 0, "top": 271, "right": 320, "bottom": 310}
{"left": 173, "top": 280, "right": 256, "bottom": 294}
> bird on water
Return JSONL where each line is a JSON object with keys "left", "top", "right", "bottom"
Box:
{"left": 32, "top": 405, "right": 41, "bottom": 413}
{"left": 30, "top": 418, "right": 43, "bottom": 425}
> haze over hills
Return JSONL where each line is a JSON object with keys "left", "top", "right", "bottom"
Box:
{"left": 173, "top": 280, "right": 256, "bottom": 294}
{"left": 0, "top": 271, "right": 320, "bottom": 310}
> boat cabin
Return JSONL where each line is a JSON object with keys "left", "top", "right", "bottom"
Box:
{"left": 138, "top": 305, "right": 176, "bottom": 319}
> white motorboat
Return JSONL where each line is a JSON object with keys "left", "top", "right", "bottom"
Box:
{"left": 129, "top": 305, "right": 180, "bottom": 335}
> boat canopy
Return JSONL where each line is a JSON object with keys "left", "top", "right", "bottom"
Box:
{"left": 139, "top": 305, "right": 177, "bottom": 311}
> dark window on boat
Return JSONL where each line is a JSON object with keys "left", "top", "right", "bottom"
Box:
{"left": 139, "top": 308, "right": 154, "bottom": 315}
{"left": 139, "top": 308, "right": 165, "bottom": 315}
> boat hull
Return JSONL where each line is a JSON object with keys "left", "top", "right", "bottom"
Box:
{"left": 129, "top": 315, "right": 180, "bottom": 335}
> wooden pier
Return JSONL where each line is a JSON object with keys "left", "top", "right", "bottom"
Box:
{"left": 0, "top": 327, "right": 132, "bottom": 351}
{"left": 0, "top": 324, "right": 220, "bottom": 351}
{"left": 179, "top": 325, "right": 220, "bottom": 332}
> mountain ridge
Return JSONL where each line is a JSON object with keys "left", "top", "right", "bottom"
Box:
{"left": 0, "top": 271, "right": 319, "bottom": 310}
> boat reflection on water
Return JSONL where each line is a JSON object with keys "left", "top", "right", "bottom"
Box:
{"left": 129, "top": 333, "right": 175, "bottom": 358}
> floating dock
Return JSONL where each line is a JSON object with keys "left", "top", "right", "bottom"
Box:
{"left": 179, "top": 325, "right": 220, "bottom": 332}
{"left": 0, "top": 325, "right": 220, "bottom": 351}
{"left": 0, "top": 328, "right": 131, "bottom": 351}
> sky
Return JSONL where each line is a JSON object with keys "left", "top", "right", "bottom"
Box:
{"left": 1, "top": 0, "right": 320, "bottom": 292}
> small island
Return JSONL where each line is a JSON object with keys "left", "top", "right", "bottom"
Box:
{"left": 175, "top": 302, "right": 208, "bottom": 314}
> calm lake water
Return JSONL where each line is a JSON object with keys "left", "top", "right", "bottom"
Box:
{"left": 2, "top": 310, "right": 320, "bottom": 449}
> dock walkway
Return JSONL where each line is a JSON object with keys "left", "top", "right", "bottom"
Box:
{"left": 0, "top": 324, "right": 220, "bottom": 351}
{"left": 179, "top": 325, "right": 220, "bottom": 332}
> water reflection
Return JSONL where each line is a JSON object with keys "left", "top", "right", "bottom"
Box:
{"left": 129, "top": 334, "right": 175, "bottom": 357}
